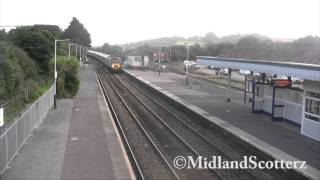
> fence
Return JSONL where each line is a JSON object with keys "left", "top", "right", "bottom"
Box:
{"left": 0, "top": 84, "right": 55, "bottom": 175}
{"left": 1, "top": 78, "right": 52, "bottom": 124}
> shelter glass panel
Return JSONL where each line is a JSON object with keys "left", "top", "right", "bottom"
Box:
{"left": 305, "top": 98, "right": 320, "bottom": 122}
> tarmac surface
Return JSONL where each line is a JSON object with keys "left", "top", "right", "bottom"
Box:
{"left": 126, "top": 69, "right": 320, "bottom": 171}
{"left": 3, "top": 66, "right": 133, "bottom": 180}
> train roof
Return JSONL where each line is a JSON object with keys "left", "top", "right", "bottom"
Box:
{"left": 88, "top": 50, "right": 110, "bottom": 58}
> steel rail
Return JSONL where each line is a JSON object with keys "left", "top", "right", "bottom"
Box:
{"left": 118, "top": 73, "right": 261, "bottom": 180}
{"left": 95, "top": 63, "right": 181, "bottom": 180}
{"left": 95, "top": 68, "right": 145, "bottom": 180}
{"left": 110, "top": 74, "right": 226, "bottom": 180}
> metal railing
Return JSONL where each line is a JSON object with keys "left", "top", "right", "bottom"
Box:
{"left": 0, "top": 84, "right": 55, "bottom": 175}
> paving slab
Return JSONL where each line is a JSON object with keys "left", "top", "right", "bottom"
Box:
{"left": 3, "top": 99, "right": 73, "bottom": 180}
{"left": 61, "top": 66, "right": 133, "bottom": 180}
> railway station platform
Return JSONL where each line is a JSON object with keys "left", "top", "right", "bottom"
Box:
{"left": 2, "top": 66, "right": 133, "bottom": 180}
{"left": 125, "top": 69, "right": 320, "bottom": 178}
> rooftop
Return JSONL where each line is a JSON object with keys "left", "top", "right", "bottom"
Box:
{"left": 197, "top": 56, "right": 320, "bottom": 81}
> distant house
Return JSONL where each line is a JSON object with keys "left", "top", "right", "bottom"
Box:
{"left": 125, "top": 50, "right": 150, "bottom": 70}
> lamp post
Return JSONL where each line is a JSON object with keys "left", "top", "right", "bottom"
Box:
{"left": 82, "top": 47, "right": 85, "bottom": 61}
{"left": 68, "top": 43, "right": 77, "bottom": 60}
{"left": 54, "top": 39, "right": 69, "bottom": 109}
{"left": 83, "top": 47, "right": 88, "bottom": 62}
{"left": 79, "top": 45, "right": 82, "bottom": 62}
{"left": 185, "top": 44, "right": 190, "bottom": 87}
{"left": 75, "top": 45, "right": 78, "bottom": 58}
{"left": 186, "top": 45, "right": 189, "bottom": 61}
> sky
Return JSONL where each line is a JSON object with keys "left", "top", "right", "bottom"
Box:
{"left": 0, "top": 0, "right": 319, "bottom": 46}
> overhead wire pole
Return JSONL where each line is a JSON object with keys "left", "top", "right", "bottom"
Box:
{"left": 54, "top": 39, "right": 69, "bottom": 109}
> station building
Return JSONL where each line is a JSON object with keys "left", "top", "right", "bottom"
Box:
{"left": 197, "top": 56, "right": 320, "bottom": 141}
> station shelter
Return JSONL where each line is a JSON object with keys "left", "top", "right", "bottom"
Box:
{"left": 197, "top": 56, "right": 320, "bottom": 141}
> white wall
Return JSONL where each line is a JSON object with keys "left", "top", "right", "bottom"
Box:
{"left": 302, "top": 80, "right": 320, "bottom": 141}
{"left": 302, "top": 119, "right": 320, "bottom": 141}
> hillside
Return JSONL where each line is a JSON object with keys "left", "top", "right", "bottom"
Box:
{"left": 120, "top": 33, "right": 271, "bottom": 50}
{"left": 219, "top": 36, "right": 320, "bottom": 65}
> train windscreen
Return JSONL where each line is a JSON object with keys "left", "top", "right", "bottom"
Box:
{"left": 111, "top": 57, "right": 121, "bottom": 64}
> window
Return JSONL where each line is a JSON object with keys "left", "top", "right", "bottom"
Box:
{"left": 305, "top": 96, "right": 320, "bottom": 122}
{"left": 134, "top": 56, "right": 141, "bottom": 61}
{"left": 255, "top": 86, "right": 263, "bottom": 97}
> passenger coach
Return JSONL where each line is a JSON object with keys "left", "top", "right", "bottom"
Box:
{"left": 88, "top": 50, "right": 122, "bottom": 73}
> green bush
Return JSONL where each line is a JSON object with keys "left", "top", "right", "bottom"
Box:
{"left": 0, "top": 41, "right": 51, "bottom": 123}
{"left": 28, "top": 81, "right": 52, "bottom": 101}
{"left": 0, "top": 41, "right": 37, "bottom": 99}
{"left": 8, "top": 27, "right": 55, "bottom": 75}
{"left": 53, "top": 56, "right": 79, "bottom": 98}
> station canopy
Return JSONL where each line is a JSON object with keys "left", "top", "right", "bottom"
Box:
{"left": 197, "top": 56, "right": 320, "bottom": 81}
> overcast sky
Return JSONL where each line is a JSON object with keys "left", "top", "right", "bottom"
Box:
{"left": 0, "top": 0, "right": 319, "bottom": 46}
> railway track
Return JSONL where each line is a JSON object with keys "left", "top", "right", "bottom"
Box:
{"left": 93, "top": 60, "right": 222, "bottom": 179}
{"left": 118, "top": 72, "right": 300, "bottom": 180}
{"left": 92, "top": 59, "right": 296, "bottom": 180}
{"left": 114, "top": 73, "right": 262, "bottom": 180}
{"left": 108, "top": 73, "right": 222, "bottom": 180}
{"left": 94, "top": 64, "right": 179, "bottom": 180}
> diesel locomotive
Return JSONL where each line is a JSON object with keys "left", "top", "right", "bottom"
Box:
{"left": 88, "top": 50, "right": 122, "bottom": 72}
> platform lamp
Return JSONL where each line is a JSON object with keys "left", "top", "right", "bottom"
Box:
{"left": 68, "top": 43, "right": 77, "bottom": 60}
{"left": 54, "top": 39, "right": 70, "bottom": 109}
{"left": 185, "top": 44, "right": 190, "bottom": 87}
{"left": 79, "top": 45, "right": 83, "bottom": 62}
{"left": 158, "top": 45, "right": 162, "bottom": 76}
{"left": 83, "top": 47, "right": 88, "bottom": 62}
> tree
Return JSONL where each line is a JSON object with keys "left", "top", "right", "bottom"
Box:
{"left": 203, "top": 32, "right": 218, "bottom": 44}
{"left": 63, "top": 17, "right": 91, "bottom": 47}
{"left": 33, "top": 24, "right": 62, "bottom": 38}
{"left": 189, "top": 44, "right": 209, "bottom": 59}
{"left": 8, "top": 26, "right": 55, "bottom": 75}
{"left": 237, "top": 36, "right": 261, "bottom": 46}
{"left": 206, "top": 42, "right": 234, "bottom": 56}
{"left": 0, "top": 30, "right": 6, "bottom": 41}
{"left": 220, "top": 34, "right": 243, "bottom": 44}
{"left": 170, "top": 45, "right": 187, "bottom": 61}
{"left": 294, "top": 36, "right": 320, "bottom": 44}
{"left": 101, "top": 43, "right": 122, "bottom": 55}
{"left": 0, "top": 41, "right": 37, "bottom": 99}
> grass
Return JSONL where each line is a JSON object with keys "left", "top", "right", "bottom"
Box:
{"left": 4, "top": 104, "right": 24, "bottom": 124}
{"left": 28, "top": 81, "right": 52, "bottom": 102}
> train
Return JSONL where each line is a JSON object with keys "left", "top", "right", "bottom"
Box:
{"left": 87, "top": 50, "right": 122, "bottom": 73}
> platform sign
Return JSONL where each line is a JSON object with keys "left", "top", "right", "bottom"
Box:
{"left": 271, "top": 79, "right": 290, "bottom": 87}
{"left": 0, "top": 108, "right": 3, "bottom": 127}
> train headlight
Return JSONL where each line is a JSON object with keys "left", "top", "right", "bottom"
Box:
{"left": 112, "top": 64, "right": 120, "bottom": 68}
